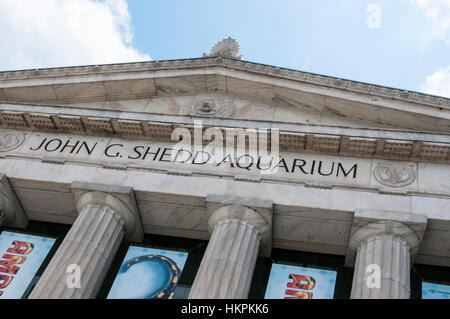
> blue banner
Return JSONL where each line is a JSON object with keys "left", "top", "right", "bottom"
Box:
{"left": 107, "top": 246, "right": 188, "bottom": 299}
{"left": 264, "top": 264, "right": 336, "bottom": 299}
{"left": 0, "top": 231, "right": 55, "bottom": 299}
{"left": 422, "top": 282, "right": 450, "bottom": 299}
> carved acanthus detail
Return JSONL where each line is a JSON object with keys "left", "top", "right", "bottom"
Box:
{"left": 203, "top": 37, "right": 243, "bottom": 59}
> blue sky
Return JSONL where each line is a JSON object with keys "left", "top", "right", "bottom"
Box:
{"left": 127, "top": 0, "right": 449, "bottom": 95}
{"left": 0, "top": 0, "right": 449, "bottom": 97}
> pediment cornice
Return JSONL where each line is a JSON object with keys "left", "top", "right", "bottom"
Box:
{"left": 0, "top": 57, "right": 448, "bottom": 110}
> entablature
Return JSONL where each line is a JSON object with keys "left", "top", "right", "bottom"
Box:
{"left": 1, "top": 102, "right": 449, "bottom": 164}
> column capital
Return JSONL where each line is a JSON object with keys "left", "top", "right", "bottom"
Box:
{"left": 205, "top": 194, "right": 272, "bottom": 256}
{"left": 345, "top": 209, "right": 427, "bottom": 266}
{"left": 70, "top": 181, "right": 144, "bottom": 242}
{"left": 0, "top": 174, "right": 28, "bottom": 228}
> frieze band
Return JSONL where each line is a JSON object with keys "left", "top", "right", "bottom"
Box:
{"left": 29, "top": 136, "right": 358, "bottom": 178}
{"left": 0, "top": 130, "right": 425, "bottom": 190}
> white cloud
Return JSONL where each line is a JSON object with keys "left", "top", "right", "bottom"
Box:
{"left": 410, "top": 1, "right": 450, "bottom": 98}
{"left": 421, "top": 65, "right": 450, "bottom": 98}
{"left": 0, "top": 0, "right": 150, "bottom": 71}
{"left": 410, "top": 0, "right": 450, "bottom": 44}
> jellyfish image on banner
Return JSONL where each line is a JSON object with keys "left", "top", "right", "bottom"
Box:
{"left": 107, "top": 246, "right": 188, "bottom": 299}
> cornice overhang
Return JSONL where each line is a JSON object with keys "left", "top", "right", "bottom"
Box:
{"left": 0, "top": 57, "right": 447, "bottom": 108}
{"left": 0, "top": 57, "right": 449, "bottom": 134}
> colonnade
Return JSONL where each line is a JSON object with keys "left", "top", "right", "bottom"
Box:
{"left": 0, "top": 175, "right": 428, "bottom": 299}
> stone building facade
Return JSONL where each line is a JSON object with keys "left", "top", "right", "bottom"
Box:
{"left": 0, "top": 41, "right": 449, "bottom": 299}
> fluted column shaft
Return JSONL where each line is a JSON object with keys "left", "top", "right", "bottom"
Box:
{"left": 189, "top": 205, "right": 271, "bottom": 299}
{"left": 190, "top": 219, "right": 259, "bottom": 299}
{"left": 29, "top": 203, "right": 124, "bottom": 299}
{"left": 348, "top": 220, "right": 422, "bottom": 299}
{"left": 351, "top": 233, "right": 410, "bottom": 298}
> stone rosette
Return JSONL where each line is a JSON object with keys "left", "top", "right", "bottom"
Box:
{"left": 373, "top": 162, "right": 416, "bottom": 187}
{"left": 182, "top": 96, "right": 237, "bottom": 118}
{"left": 0, "top": 130, "right": 25, "bottom": 152}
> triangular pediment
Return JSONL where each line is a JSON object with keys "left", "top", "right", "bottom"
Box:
{"left": 39, "top": 93, "right": 415, "bottom": 132}
{"left": 0, "top": 58, "right": 449, "bottom": 133}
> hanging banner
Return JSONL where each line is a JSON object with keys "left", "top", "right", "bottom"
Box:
{"left": 264, "top": 264, "right": 337, "bottom": 299}
{"left": 422, "top": 282, "right": 450, "bottom": 299}
{"left": 107, "top": 246, "right": 188, "bottom": 299}
{"left": 0, "top": 231, "right": 55, "bottom": 299}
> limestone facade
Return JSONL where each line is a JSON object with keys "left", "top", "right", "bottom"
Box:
{"left": 0, "top": 55, "right": 449, "bottom": 299}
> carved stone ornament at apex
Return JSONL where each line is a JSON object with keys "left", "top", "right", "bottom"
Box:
{"left": 0, "top": 130, "right": 25, "bottom": 152}
{"left": 373, "top": 161, "right": 416, "bottom": 187}
{"left": 182, "top": 95, "right": 237, "bottom": 118}
{"left": 203, "top": 37, "right": 244, "bottom": 59}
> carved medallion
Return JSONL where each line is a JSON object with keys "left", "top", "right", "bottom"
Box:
{"left": 182, "top": 96, "right": 236, "bottom": 118}
{"left": 0, "top": 131, "right": 25, "bottom": 152}
{"left": 373, "top": 162, "right": 416, "bottom": 187}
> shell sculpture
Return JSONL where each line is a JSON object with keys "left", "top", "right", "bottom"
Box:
{"left": 203, "top": 37, "right": 243, "bottom": 59}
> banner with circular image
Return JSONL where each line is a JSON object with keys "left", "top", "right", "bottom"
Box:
{"left": 107, "top": 246, "right": 188, "bottom": 299}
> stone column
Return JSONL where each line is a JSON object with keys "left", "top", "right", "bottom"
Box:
{"left": 0, "top": 211, "right": 4, "bottom": 228}
{"left": 29, "top": 183, "right": 143, "bottom": 299}
{"left": 189, "top": 195, "right": 272, "bottom": 299}
{"left": 0, "top": 174, "right": 28, "bottom": 229}
{"left": 346, "top": 210, "right": 427, "bottom": 299}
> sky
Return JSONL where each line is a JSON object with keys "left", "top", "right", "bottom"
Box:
{"left": 0, "top": 0, "right": 449, "bottom": 98}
